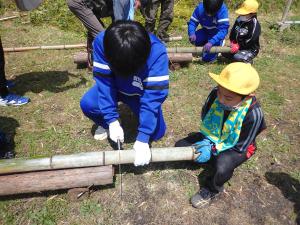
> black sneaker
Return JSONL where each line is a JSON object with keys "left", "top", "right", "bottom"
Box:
{"left": 0, "top": 132, "right": 15, "bottom": 159}
{"left": 190, "top": 187, "right": 218, "bottom": 208}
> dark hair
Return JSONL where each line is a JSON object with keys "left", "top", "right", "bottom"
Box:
{"left": 103, "top": 20, "right": 151, "bottom": 77}
{"left": 203, "top": 0, "right": 223, "bottom": 15}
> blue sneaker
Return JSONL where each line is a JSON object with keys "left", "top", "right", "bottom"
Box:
{"left": 6, "top": 80, "right": 15, "bottom": 89}
{"left": 0, "top": 93, "right": 30, "bottom": 106}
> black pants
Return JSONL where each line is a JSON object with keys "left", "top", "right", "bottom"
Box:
{"left": 0, "top": 37, "right": 8, "bottom": 97}
{"left": 175, "top": 133, "right": 249, "bottom": 193}
{"left": 222, "top": 50, "right": 257, "bottom": 64}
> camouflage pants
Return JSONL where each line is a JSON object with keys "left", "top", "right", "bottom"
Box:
{"left": 143, "top": 0, "right": 174, "bottom": 40}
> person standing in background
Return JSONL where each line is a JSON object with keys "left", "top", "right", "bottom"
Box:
{"left": 142, "top": 0, "right": 174, "bottom": 42}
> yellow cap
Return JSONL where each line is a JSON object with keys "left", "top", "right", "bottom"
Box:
{"left": 209, "top": 62, "right": 260, "bottom": 95}
{"left": 235, "top": 0, "right": 259, "bottom": 15}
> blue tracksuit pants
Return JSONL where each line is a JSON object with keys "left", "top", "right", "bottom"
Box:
{"left": 80, "top": 84, "right": 166, "bottom": 142}
{"left": 195, "top": 28, "right": 224, "bottom": 62}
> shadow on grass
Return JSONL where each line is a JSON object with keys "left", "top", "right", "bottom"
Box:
{"left": 0, "top": 183, "right": 115, "bottom": 201}
{"left": 0, "top": 116, "right": 19, "bottom": 156}
{"left": 9, "top": 71, "right": 87, "bottom": 95}
{"left": 265, "top": 172, "right": 300, "bottom": 225}
{"left": 89, "top": 103, "right": 140, "bottom": 147}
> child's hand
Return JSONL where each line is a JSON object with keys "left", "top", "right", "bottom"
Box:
{"left": 189, "top": 34, "right": 197, "bottom": 44}
{"left": 193, "top": 139, "right": 213, "bottom": 163}
{"left": 230, "top": 41, "right": 240, "bottom": 53}
{"left": 203, "top": 42, "right": 213, "bottom": 52}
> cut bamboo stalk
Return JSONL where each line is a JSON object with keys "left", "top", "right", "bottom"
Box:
{"left": 0, "top": 147, "right": 197, "bottom": 175}
{"left": 74, "top": 52, "right": 194, "bottom": 65}
{"left": 5, "top": 45, "right": 230, "bottom": 55}
{"left": 0, "top": 15, "right": 19, "bottom": 22}
{"left": 167, "top": 46, "right": 231, "bottom": 54}
{"left": 0, "top": 166, "right": 113, "bottom": 196}
{"left": 164, "top": 36, "right": 183, "bottom": 42}
{"left": 4, "top": 44, "right": 87, "bottom": 53}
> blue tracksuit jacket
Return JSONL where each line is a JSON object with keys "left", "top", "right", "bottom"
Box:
{"left": 188, "top": 2, "right": 229, "bottom": 46}
{"left": 88, "top": 31, "right": 169, "bottom": 143}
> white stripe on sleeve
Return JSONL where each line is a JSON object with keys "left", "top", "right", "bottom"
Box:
{"left": 93, "top": 62, "right": 110, "bottom": 70}
{"left": 218, "top": 18, "right": 229, "bottom": 23}
{"left": 143, "top": 75, "right": 169, "bottom": 82}
{"left": 191, "top": 16, "right": 199, "bottom": 22}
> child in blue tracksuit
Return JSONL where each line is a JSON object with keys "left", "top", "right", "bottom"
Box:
{"left": 80, "top": 20, "right": 169, "bottom": 167}
{"left": 188, "top": 0, "right": 229, "bottom": 62}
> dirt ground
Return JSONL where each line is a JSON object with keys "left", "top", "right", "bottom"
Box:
{"left": 0, "top": 10, "right": 299, "bottom": 225}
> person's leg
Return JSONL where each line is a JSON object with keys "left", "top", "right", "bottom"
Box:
{"left": 118, "top": 94, "right": 166, "bottom": 141}
{"left": 0, "top": 37, "right": 30, "bottom": 106}
{"left": 194, "top": 29, "right": 220, "bottom": 62}
{"left": 150, "top": 107, "right": 166, "bottom": 141}
{"left": 80, "top": 85, "right": 108, "bottom": 129}
{"left": 194, "top": 29, "right": 209, "bottom": 47}
{"left": 201, "top": 31, "right": 224, "bottom": 62}
{"left": 0, "top": 37, "right": 8, "bottom": 97}
{"left": 113, "top": 0, "right": 131, "bottom": 21}
{"left": 233, "top": 50, "right": 256, "bottom": 64}
{"left": 144, "top": 0, "right": 160, "bottom": 33}
{"left": 68, "top": 0, "right": 106, "bottom": 69}
{"left": 206, "top": 150, "right": 248, "bottom": 193}
{"left": 191, "top": 149, "right": 249, "bottom": 208}
{"left": 156, "top": 0, "right": 174, "bottom": 40}
{"left": 67, "top": 0, "right": 105, "bottom": 39}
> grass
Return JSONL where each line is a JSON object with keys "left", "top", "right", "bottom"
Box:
{"left": 0, "top": 2, "right": 300, "bottom": 225}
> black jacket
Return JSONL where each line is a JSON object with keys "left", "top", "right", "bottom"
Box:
{"left": 201, "top": 88, "right": 266, "bottom": 153}
{"left": 229, "top": 16, "right": 261, "bottom": 55}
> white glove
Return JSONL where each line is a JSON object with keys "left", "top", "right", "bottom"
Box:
{"left": 133, "top": 141, "right": 151, "bottom": 166}
{"left": 109, "top": 120, "right": 124, "bottom": 143}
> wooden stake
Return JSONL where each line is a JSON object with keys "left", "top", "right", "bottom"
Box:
{"left": 0, "top": 166, "right": 113, "bottom": 196}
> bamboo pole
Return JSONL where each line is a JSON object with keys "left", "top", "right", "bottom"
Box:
{"left": 0, "top": 147, "right": 197, "bottom": 175}
{"left": 167, "top": 46, "right": 231, "bottom": 54}
{"left": 164, "top": 36, "right": 183, "bottom": 42}
{"left": 0, "top": 166, "right": 113, "bottom": 196}
{"left": 74, "top": 52, "right": 194, "bottom": 65}
{"left": 0, "top": 15, "right": 19, "bottom": 22}
{"left": 4, "top": 44, "right": 87, "bottom": 53}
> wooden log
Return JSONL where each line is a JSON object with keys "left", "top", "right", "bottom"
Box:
{"left": 74, "top": 52, "right": 193, "bottom": 65}
{"left": 74, "top": 52, "right": 88, "bottom": 65}
{"left": 0, "top": 147, "right": 197, "bottom": 175}
{"left": 0, "top": 166, "right": 113, "bottom": 196}
{"left": 4, "top": 44, "right": 87, "bottom": 53}
{"left": 168, "top": 53, "right": 193, "bottom": 63}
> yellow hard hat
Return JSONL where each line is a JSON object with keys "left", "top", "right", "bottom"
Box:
{"left": 235, "top": 0, "right": 259, "bottom": 15}
{"left": 209, "top": 62, "right": 260, "bottom": 95}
